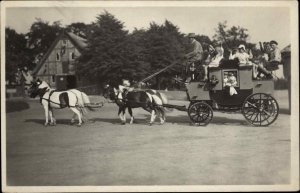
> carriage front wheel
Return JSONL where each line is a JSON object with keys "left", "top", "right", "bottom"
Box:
{"left": 188, "top": 101, "right": 213, "bottom": 126}
{"left": 242, "top": 93, "right": 279, "bottom": 126}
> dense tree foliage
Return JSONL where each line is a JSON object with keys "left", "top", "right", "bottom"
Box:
{"left": 27, "top": 18, "right": 62, "bottom": 63}
{"left": 65, "top": 22, "right": 93, "bottom": 38}
{"left": 5, "top": 28, "right": 32, "bottom": 84}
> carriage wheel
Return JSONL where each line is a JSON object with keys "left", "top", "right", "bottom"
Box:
{"left": 242, "top": 93, "right": 279, "bottom": 126}
{"left": 188, "top": 101, "right": 213, "bottom": 126}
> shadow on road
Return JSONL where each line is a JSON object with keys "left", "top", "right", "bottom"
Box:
{"left": 90, "top": 117, "right": 152, "bottom": 125}
{"left": 25, "top": 119, "right": 75, "bottom": 126}
{"left": 166, "top": 115, "right": 249, "bottom": 126}
{"left": 279, "top": 108, "right": 291, "bottom": 115}
{"left": 6, "top": 100, "right": 30, "bottom": 113}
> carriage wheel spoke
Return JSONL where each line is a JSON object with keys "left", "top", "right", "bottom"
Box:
{"left": 242, "top": 93, "right": 279, "bottom": 126}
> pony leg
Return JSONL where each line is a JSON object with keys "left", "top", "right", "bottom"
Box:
{"left": 70, "top": 107, "right": 82, "bottom": 126}
{"left": 128, "top": 107, "right": 134, "bottom": 124}
{"left": 49, "top": 109, "right": 56, "bottom": 126}
{"left": 43, "top": 105, "right": 49, "bottom": 126}
{"left": 118, "top": 107, "right": 126, "bottom": 124}
{"left": 80, "top": 108, "right": 88, "bottom": 123}
{"left": 149, "top": 109, "right": 157, "bottom": 126}
{"left": 122, "top": 108, "right": 126, "bottom": 124}
{"left": 158, "top": 107, "right": 166, "bottom": 124}
{"left": 71, "top": 113, "right": 76, "bottom": 124}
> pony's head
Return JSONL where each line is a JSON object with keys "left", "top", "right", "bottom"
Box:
{"left": 103, "top": 84, "right": 118, "bottom": 101}
{"left": 28, "top": 79, "right": 50, "bottom": 98}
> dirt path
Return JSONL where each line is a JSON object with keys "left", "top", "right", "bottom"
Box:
{"left": 5, "top": 91, "right": 291, "bottom": 185}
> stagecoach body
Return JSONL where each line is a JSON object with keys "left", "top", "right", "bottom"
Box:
{"left": 182, "top": 59, "right": 279, "bottom": 126}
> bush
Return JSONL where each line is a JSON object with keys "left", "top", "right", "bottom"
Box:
{"left": 274, "top": 78, "right": 289, "bottom": 90}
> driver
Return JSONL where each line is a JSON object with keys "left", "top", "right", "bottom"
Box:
{"left": 184, "top": 33, "right": 204, "bottom": 82}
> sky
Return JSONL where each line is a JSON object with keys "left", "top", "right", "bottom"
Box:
{"left": 5, "top": 6, "right": 291, "bottom": 49}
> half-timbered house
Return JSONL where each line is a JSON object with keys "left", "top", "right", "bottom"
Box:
{"left": 33, "top": 31, "right": 87, "bottom": 89}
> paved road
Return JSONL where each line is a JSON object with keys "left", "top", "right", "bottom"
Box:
{"left": 6, "top": 91, "right": 290, "bottom": 185}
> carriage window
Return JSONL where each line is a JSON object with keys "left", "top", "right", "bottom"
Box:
{"left": 56, "top": 53, "right": 60, "bottom": 61}
{"left": 223, "top": 70, "right": 239, "bottom": 87}
{"left": 52, "top": 75, "right": 56, "bottom": 82}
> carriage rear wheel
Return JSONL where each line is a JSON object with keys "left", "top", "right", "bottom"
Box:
{"left": 188, "top": 101, "right": 213, "bottom": 126}
{"left": 242, "top": 93, "right": 279, "bottom": 126}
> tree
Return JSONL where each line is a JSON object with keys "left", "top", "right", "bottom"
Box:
{"left": 5, "top": 28, "right": 32, "bottom": 84}
{"left": 26, "top": 18, "right": 62, "bottom": 65}
{"left": 65, "top": 22, "right": 92, "bottom": 38}
{"left": 142, "top": 20, "right": 187, "bottom": 89}
{"left": 213, "top": 21, "right": 258, "bottom": 58}
{"left": 78, "top": 11, "right": 129, "bottom": 83}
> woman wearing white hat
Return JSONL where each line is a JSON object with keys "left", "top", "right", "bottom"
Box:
{"left": 229, "top": 44, "right": 253, "bottom": 66}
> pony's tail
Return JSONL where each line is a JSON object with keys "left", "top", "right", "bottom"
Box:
{"left": 81, "top": 92, "right": 96, "bottom": 112}
{"left": 157, "top": 92, "right": 168, "bottom": 105}
{"left": 147, "top": 90, "right": 168, "bottom": 109}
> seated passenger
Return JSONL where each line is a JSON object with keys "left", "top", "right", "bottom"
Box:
{"left": 224, "top": 73, "right": 238, "bottom": 96}
{"left": 203, "top": 43, "right": 224, "bottom": 80}
{"left": 229, "top": 44, "right": 253, "bottom": 66}
{"left": 266, "top": 40, "right": 281, "bottom": 71}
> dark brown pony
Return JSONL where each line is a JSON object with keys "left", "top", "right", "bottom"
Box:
{"left": 103, "top": 84, "right": 168, "bottom": 125}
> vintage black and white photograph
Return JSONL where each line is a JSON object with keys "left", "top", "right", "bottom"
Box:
{"left": 1, "top": 1, "right": 299, "bottom": 192}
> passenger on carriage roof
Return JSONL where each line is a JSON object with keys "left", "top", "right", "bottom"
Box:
{"left": 202, "top": 42, "right": 224, "bottom": 80}
{"left": 229, "top": 44, "right": 253, "bottom": 66}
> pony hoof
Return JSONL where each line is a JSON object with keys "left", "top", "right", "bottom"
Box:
{"left": 121, "top": 122, "right": 126, "bottom": 125}
{"left": 44, "top": 123, "right": 49, "bottom": 126}
{"left": 77, "top": 124, "right": 82, "bottom": 127}
{"left": 149, "top": 123, "right": 153, "bottom": 126}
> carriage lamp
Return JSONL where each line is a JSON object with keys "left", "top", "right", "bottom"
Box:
{"left": 189, "top": 63, "right": 196, "bottom": 80}
{"left": 189, "top": 63, "right": 196, "bottom": 72}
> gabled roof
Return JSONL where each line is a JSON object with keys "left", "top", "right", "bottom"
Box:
{"left": 33, "top": 31, "right": 87, "bottom": 75}
{"left": 281, "top": 44, "right": 291, "bottom": 53}
{"left": 66, "top": 32, "right": 87, "bottom": 51}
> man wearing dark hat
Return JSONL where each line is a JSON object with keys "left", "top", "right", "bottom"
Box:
{"left": 266, "top": 40, "right": 281, "bottom": 71}
{"left": 184, "top": 33, "right": 204, "bottom": 81}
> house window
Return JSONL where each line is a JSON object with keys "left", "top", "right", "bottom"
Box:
{"left": 52, "top": 75, "right": 56, "bottom": 82}
{"left": 62, "top": 40, "right": 67, "bottom": 46}
{"left": 70, "top": 52, "right": 75, "bottom": 60}
{"left": 56, "top": 53, "right": 60, "bottom": 61}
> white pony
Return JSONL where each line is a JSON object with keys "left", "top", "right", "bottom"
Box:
{"left": 28, "top": 79, "right": 94, "bottom": 126}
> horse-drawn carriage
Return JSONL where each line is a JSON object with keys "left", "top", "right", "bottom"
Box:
{"left": 164, "top": 59, "right": 279, "bottom": 126}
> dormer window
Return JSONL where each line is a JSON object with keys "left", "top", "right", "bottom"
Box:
{"left": 70, "top": 52, "right": 75, "bottom": 60}
{"left": 62, "top": 40, "right": 67, "bottom": 46}
{"left": 56, "top": 53, "right": 60, "bottom": 61}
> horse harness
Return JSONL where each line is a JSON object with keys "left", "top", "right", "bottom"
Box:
{"left": 40, "top": 89, "right": 77, "bottom": 109}
{"left": 115, "top": 89, "right": 162, "bottom": 107}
